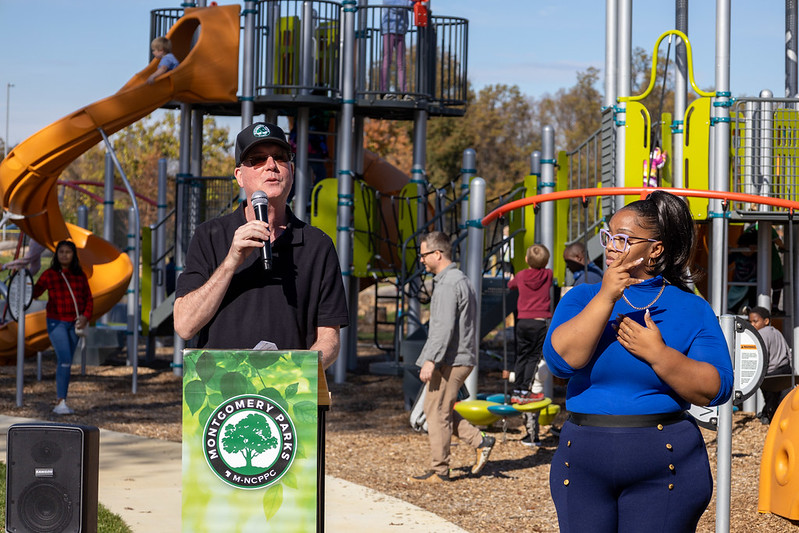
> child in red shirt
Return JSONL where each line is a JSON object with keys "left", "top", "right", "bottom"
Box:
{"left": 508, "top": 244, "right": 552, "bottom": 405}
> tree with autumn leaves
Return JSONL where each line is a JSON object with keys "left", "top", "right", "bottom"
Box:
{"left": 60, "top": 111, "right": 233, "bottom": 234}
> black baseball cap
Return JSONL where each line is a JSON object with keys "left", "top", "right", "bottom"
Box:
{"left": 235, "top": 122, "right": 292, "bottom": 166}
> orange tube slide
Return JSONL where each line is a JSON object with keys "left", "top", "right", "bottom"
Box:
{"left": 0, "top": 5, "right": 240, "bottom": 360}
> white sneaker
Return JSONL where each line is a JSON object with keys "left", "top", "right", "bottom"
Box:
{"left": 52, "top": 400, "right": 74, "bottom": 415}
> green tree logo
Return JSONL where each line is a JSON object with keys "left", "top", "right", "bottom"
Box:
{"left": 221, "top": 413, "right": 278, "bottom": 472}
{"left": 203, "top": 394, "right": 297, "bottom": 490}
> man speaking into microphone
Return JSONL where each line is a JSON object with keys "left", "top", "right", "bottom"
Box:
{"left": 174, "top": 122, "right": 349, "bottom": 369}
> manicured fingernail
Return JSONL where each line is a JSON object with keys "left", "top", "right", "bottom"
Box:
{"left": 635, "top": 258, "right": 644, "bottom": 264}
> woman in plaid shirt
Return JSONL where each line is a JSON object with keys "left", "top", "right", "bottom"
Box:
{"left": 32, "top": 240, "right": 93, "bottom": 415}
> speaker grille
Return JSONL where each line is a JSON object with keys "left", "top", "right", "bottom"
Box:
{"left": 6, "top": 423, "right": 99, "bottom": 533}
{"left": 31, "top": 440, "right": 64, "bottom": 465}
{"left": 18, "top": 482, "right": 74, "bottom": 533}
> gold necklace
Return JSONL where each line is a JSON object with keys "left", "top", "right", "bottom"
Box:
{"left": 622, "top": 280, "right": 666, "bottom": 310}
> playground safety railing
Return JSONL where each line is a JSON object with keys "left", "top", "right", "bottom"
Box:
{"left": 256, "top": 0, "right": 342, "bottom": 97}
{"left": 732, "top": 96, "right": 799, "bottom": 211}
{"left": 179, "top": 175, "right": 239, "bottom": 250}
{"left": 355, "top": 5, "right": 468, "bottom": 110}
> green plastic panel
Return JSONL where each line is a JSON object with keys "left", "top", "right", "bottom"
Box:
{"left": 397, "top": 182, "right": 423, "bottom": 269}
{"left": 508, "top": 181, "right": 527, "bottom": 275}
{"left": 310, "top": 178, "right": 375, "bottom": 277}
{"left": 683, "top": 97, "right": 712, "bottom": 219}
{"left": 553, "top": 150, "right": 570, "bottom": 287}
{"left": 517, "top": 173, "right": 538, "bottom": 274}
{"left": 624, "top": 100, "right": 651, "bottom": 206}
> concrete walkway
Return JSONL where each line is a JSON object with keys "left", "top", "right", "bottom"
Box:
{"left": 0, "top": 415, "right": 467, "bottom": 532}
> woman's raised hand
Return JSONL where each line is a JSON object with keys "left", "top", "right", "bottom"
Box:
{"left": 598, "top": 248, "right": 644, "bottom": 305}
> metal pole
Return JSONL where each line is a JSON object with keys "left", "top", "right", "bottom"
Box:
{"left": 293, "top": 1, "right": 315, "bottom": 222}
{"left": 334, "top": 0, "right": 358, "bottom": 384}
{"left": 407, "top": 108, "right": 429, "bottom": 338}
{"left": 356, "top": 0, "right": 368, "bottom": 94}
{"left": 464, "top": 177, "right": 485, "bottom": 399}
{"left": 716, "top": 314, "right": 735, "bottom": 533}
{"left": 77, "top": 205, "right": 88, "bottom": 230}
{"left": 673, "top": 0, "right": 688, "bottom": 188}
{"left": 709, "top": 0, "right": 731, "bottom": 316}
{"left": 530, "top": 151, "right": 542, "bottom": 244}
{"left": 603, "top": 0, "right": 617, "bottom": 110}
{"left": 459, "top": 149, "right": 476, "bottom": 262}
{"left": 101, "top": 151, "right": 115, "bottom": 325}
{"left": 540, "top": 129, "right": 555, "bottom": 270}
{"left": 348, "top": 115, "right": 366, "bottom": 372}
{"left": 759, "top": 90, "right": 774, "bottom": 204}
{"left": 614, "top": 0, "right": 631, "bottom": 212}
{"left": 787, "top": 0, "right": 798, "bottom": 97}
{"left": 156, "top": 158, "right": 167, "bottom": 309}
{"left": 77, "top": 207, "right": 88, "bottom": 376}
{"left": 99, "top": 128, "right": 140, "bottom": 394}
{"left": 4, "top": 83, "right": 13, "bottom": 159}
{"left": 173, "top": 105, "right": 191, "bottom": 377}
{"left": 538, "top": 134, "right": 555, "bottom": 399}
{"left": 103, "top": 152, "right": 114, "bottom": 243}
{"left": 295, "top": 108, "right": 311, "bottom": 221}
{"left": 15, "top": 276, "right": 25, "bottom": 406}
{"left": 301, "top": 1, "right": 314, "bottom": 96}
{"left": 757, "top": 222, "right": 773, "bottom": 310}
{"left": 127, "top": 207, "right": 136, "bottom": 368}
{"left": 241, "top": 0, "right": 257, "bottom": 127}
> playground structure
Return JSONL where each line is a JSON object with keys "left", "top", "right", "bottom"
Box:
{"left": 1, "top": 0, "right": 799, "bottom": 528}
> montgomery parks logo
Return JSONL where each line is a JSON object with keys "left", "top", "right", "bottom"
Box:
{"left": 253, "top": 124, "right": 270, "bottom": 137}
{"left": 203, "top": 394, "right": 297, "bottom": 490}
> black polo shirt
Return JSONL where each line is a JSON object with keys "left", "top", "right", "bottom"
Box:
{"left": 176, "top": 204, "right": 349, "bottom": 350}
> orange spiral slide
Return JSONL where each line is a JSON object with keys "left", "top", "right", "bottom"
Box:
{"left": 0, "top": 5, "right": 240, "bottom": 360}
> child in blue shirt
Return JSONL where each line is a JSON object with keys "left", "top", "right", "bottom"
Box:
{"left": 147, "top": 37, "right": 179, "bottom": 84}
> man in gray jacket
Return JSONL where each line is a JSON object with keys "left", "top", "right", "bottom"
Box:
{"left": 409, "top": 231, "right": 495, "bottom": 483}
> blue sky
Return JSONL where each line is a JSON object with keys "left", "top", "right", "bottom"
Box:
{"left": 0, "top": 1, "right": 788, "bottom": 149}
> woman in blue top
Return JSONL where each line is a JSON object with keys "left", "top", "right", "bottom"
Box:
{"left": 544, "top": 190, "right": 733, "bottom": 532}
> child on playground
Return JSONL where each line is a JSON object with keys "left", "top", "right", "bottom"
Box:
{"left": 147, "top": 36, "right": 179, "bottom": 84}
{"left": 748, "top": 306, "right": 793, "bottom": 424}
{"left": 507, "top": 244, "right": 552, "bottom": 406}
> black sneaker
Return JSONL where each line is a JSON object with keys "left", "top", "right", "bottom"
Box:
{"left": 472, "top": 434, "right": 495, "bottom": 474}
{"left": 520, "top": 435, "right": 542, "bottom": 447}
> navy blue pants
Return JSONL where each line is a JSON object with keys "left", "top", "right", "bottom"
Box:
{"left": 550, "top": 418, "right": 713, "bottom": 532}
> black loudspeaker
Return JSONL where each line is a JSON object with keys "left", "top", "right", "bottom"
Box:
{"left": 6, "top": 423, "right": 99, "bottom": 533}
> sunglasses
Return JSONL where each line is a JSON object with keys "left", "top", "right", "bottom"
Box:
{"left": 599, "top": 229, "right": 659, "bottom": 252}
{"left": 419, "top": 249, "right": 441, "bottom": 259}
{"left": 242, "top": 152, "right": 294, "bottom": 167}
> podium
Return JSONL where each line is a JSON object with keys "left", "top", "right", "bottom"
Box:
{"left": 182, "top": 350, "right": 329, "bottom": 532}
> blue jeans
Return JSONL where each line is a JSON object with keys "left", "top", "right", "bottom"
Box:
{"left": 46, "top": 319, "right": 78, "bottom": 399}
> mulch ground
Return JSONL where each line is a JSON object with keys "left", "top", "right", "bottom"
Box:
{"left": 0, "top": 347, "right": 797, "bottom": 532}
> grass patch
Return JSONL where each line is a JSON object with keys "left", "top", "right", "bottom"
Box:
{"left": 0, "top": 463, "right": 132, "bottom": 533}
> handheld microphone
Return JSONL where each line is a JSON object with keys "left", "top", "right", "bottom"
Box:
{"left": 251, "top": 190, "right": 272, "bottom": 271}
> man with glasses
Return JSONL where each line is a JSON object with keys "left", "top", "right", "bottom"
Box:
{"left": 174, "top": 123, "right": 349, "bottom": 369}
{"left": 409, "top": 231, "right": 495, "bottom": 483}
